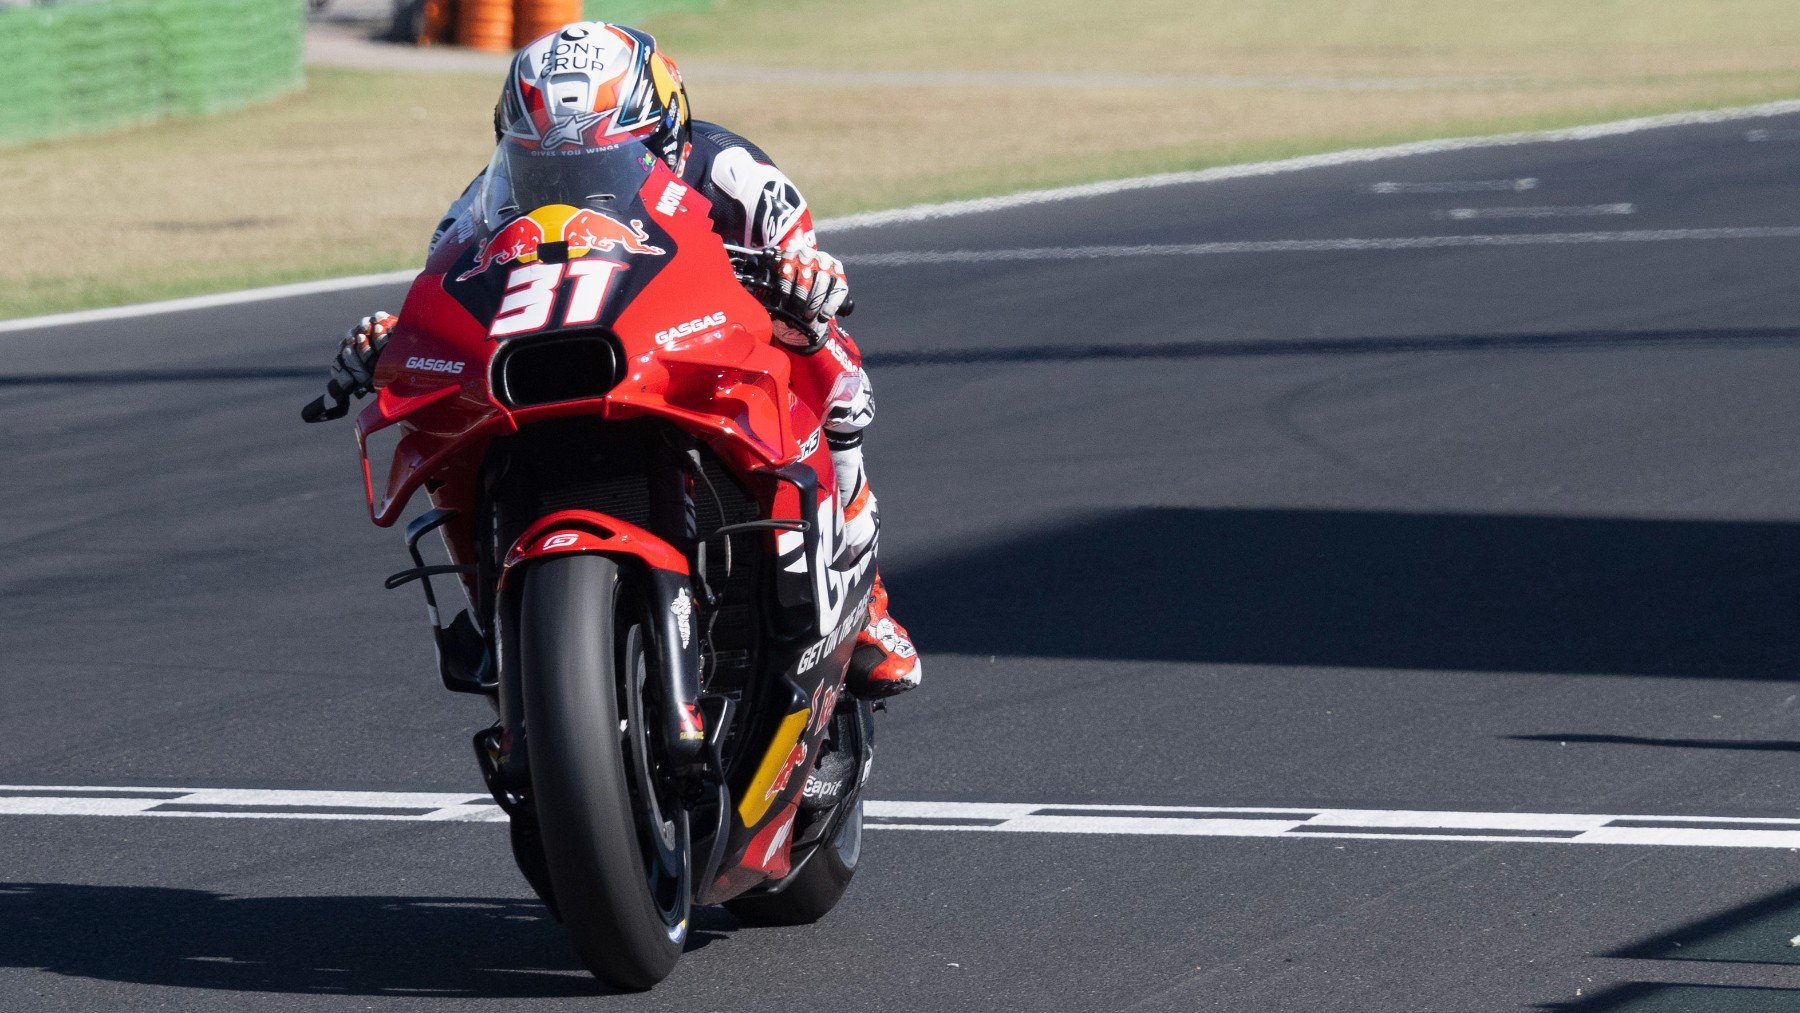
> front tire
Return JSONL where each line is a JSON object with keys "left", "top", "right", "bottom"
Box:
{"left": 521, "top": 554, "right": 690, "bottom": 990}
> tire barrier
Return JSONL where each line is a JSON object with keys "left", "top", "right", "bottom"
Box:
{"left": 455, "top": 0, "right": 513, "bottom": 52}
{"left": 419, "top": 1, "right": 711, "bottom": 48}
{"left": 514, "top": 0, "right": 582, "bottom": 48}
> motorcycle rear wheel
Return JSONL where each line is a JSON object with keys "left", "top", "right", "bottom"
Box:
{"left": 726, "top": 798, "right": 863, "bottom": 925}
{"left": 521, "top": 554, "right": 691, "bottom": 990}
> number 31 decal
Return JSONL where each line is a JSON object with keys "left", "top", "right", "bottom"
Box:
{"left": 490, "top": 260, "right": 625, "bottom": 338}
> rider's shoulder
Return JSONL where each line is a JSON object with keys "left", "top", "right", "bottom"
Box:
{"left": 687, "top": 121, "right": 780, "bottom": 172}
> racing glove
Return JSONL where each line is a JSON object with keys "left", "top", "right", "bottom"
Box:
{"left": 330, "top": 312, "right": 397, "bottom": 396}
{"left": 772, "top": 242, "right": 849, "bottom": 343}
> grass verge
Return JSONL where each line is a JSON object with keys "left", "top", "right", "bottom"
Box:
{"left": 4, "top": 0, "right": 1800, "bottom": 319}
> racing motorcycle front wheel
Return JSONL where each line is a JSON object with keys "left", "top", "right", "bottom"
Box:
{"left": 520, "top": 554, "right": 691, "bottom": 990}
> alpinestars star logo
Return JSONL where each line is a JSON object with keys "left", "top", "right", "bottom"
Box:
{"left": 541, "top": 109, "right": 604, "bottom": 149}
{"left": 754, "top": 180, "right": 803, "bottom": 244}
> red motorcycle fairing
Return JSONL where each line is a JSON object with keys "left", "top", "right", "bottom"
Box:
{"left": 500, "top": 511, "right": 709, "bottom": 760}
{"left": 346, "top": 144, "right": 869, "bottom": 903}
{"left": 500, "top": 509, "right": 689, "bottom": 579}
{"left": 355, "top": 154, "right": 784, "bottom": 530}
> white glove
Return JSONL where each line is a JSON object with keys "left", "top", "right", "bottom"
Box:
{"left": 773, "top": 242, "right": 849, "bottom": 340}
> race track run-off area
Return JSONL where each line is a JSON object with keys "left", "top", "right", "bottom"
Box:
{"left": 7, "top": 111, "right": 1800, "bottom": 1011}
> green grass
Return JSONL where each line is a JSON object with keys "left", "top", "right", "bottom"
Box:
{"left": 5, "top": 0, "right": 1800, "bottom": 319}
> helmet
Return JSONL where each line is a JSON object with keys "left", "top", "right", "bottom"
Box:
{"left": 494, "top": 22, "right": 691, "bottom": 171}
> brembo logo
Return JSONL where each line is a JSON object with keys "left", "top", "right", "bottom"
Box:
{"left": 404, "top": 356, "right": 466, "bottom": 375}
{"left": 654, "top": 311, "right": 727, "bottom": 346}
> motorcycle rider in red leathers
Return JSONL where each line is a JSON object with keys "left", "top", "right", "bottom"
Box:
{"left": 329, "top": 21, "right": 918, "bottom": 697}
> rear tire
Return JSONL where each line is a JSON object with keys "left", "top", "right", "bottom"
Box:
{"left": 521, "top": 554, "right": 690, "bottom": 990}
{"left": 726, "top": 799, "right": 863, "bottom": 926}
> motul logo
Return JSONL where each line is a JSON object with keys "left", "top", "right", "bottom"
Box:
{"left": 655, "top": 181, "right": 687, "bottom": 216}
{"left": 654, "top": 311, "right": 726, "bottom": 345}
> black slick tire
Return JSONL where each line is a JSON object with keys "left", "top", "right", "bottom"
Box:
{"left": 520, "top": 554, "right": 686, "bottom": 990}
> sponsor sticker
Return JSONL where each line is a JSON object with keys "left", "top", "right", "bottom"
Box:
{"left": 802, "top": 775, "right": 843, "bottom": 803}
{"left": 655, "top": 181, "right": 687, "bottom": 216}
{"left": 654, "top": 311, "right": 727, "bottom": 346}
{"left": 404, "top": 356, "right": 466, "bottom": 375}
{"left": 459, "top": 205, "right": 663, "bottom": 282}
{"left": 671, "top": 587, "right": 693, "bottom": 649}
{"left": 765, "top": 740, "right": 809, "bottom": 802}
{"left": 798, "top": 598, "right": 868, "bottom": 672}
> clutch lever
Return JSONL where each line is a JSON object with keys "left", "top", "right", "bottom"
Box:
{"left": 301, "top": 375, "right": 354, "bottom": 423}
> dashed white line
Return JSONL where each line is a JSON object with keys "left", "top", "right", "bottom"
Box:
{"left": 1437, "top": 202, "right": 1634, "bottom": 220}
{"left": 5, "top": 99, "right": 1799, "bottom": 334}
{"left": 1746, "top": 127, "right": 1800, "bottom": 142}
{"left": 1372, "top": 178, "right": 1539, "bottom": 194}
{"left": 822, "top": 98, "right": 1800, "bottom": 231}
{"left": 7, "top": 787, "right": 1800, "bottom": 850}
{"left": 845, "top": 225, "right": 1800, "bottom": 266}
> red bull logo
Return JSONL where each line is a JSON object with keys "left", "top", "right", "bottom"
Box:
{"left": 457, "top": 204, "right": 665, "bottom": 281}
{"left": 563, "top": 208, "right": 665, "bottom": 256}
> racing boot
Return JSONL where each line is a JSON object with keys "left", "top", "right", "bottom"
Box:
{"left": 845, "top": 574, "right": 920, "bottom": 699}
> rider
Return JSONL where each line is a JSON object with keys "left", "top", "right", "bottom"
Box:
{"left": 328, "top": 21, "right": 919, "bottom": 698}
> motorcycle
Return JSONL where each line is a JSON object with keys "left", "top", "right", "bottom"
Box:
{"left": 302, "top": 139, "right": 877, "bottom": 989}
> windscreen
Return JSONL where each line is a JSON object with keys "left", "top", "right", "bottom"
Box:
{"left": 478, "top": 138, "right": 657, "bottom": 230}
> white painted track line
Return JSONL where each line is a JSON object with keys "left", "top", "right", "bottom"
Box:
{"left": 7, "top": 786, "right": 1800, "bottom": 849}
{"left": 1372, "top": 178, "right": 1539, "bottom": 194}
{"left": 0, "top": 270, "right": 418, "bottom": 336}
{"left": 4, "top": 98, "right": 1800, "bottom": 334}
{"left": 1437, "top": 203, "right": 1634, "bottom": 220}
{"left": 821, "top": 98, "right": 1800, "bottom": 231}
{"left": 846, "top": 226, "right": 1800, "bottom": 266}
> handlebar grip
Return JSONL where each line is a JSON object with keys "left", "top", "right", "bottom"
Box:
{"left": 837, "top": 297, "right": 855, "bottom": 318}
{"left": 301, "top": 375, "right": 354, "bottom": 423}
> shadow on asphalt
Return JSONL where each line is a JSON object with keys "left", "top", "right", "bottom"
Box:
{"left": 0, "top": 367, "right": 319, "bottom": 387}
{"left": 0, "top": 883, "right": 737, "bottom": 996}
{"left": 1537, "top": 982, "right": 1800, "bottom": 1011}
{"left": 1608, "top": 884, "right": 1800, "bottom": 967}
{"left": 862, "top": 325, "right": 1800, "bottom": 367}
{"left": 1542, "top": 889, "right": 1800, "bottom": 1010}
{"left": 1507, "top": 734, "right": 1800, "bottom": 753}
{"left": 887, "top": 506, "right": 1800, "bottom": 678}
{"left": 5, "top": 325, "right": 1791, "bottom": 387}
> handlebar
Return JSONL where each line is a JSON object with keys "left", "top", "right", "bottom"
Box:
{"left": 301, "top": 375, "right": 353, "bottom": 424}
{"left": 304, "top": 245, "right": 857, "bottom": 421}
{"left": 724, "top": 244, "right": 855, "bottom": 319}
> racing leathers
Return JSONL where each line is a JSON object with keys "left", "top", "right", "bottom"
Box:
{"left": 341, "top": 121, "right": 919, "bottom": 698}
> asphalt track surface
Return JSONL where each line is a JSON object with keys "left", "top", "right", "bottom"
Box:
{"left": 6, "top": 114, "right": 1800, "bottom": 1012}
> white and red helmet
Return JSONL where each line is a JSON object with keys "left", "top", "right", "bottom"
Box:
{"left": 494, "top": 21, "right": 691, "bottom": 170}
